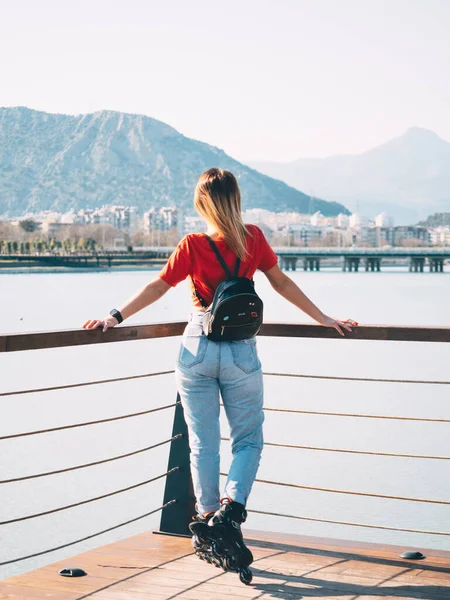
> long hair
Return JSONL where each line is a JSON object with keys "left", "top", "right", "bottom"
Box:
{"left": 194, "top": 168, "right": 250, "bottom": 260}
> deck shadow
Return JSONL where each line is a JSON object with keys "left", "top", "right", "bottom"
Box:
{"left": 246, "top": 537, "right": 450, "bottom": 576}
{"left": 252, "top": 567, "right": 449, "bottom": 599}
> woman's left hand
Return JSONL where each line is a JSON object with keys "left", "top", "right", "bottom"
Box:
{"left": 318, "top": 315, "right": 358, "bottom": 336}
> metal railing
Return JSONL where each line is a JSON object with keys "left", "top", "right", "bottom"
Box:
{"left": 273, "top": 247, "right": 450, "bottom": 256}
{"left": 0, "top": 366, "right": 185, "bottom": 566}
{"left": 1, "top": 321, "right": 449, "bottom": 567}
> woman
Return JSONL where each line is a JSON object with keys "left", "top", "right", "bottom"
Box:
{"left": 82, "top": 168, "right": 356, "bottom": 580}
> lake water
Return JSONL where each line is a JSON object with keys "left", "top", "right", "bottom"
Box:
{"left": 1, "top": 267, "right": 449, "bottom": 580}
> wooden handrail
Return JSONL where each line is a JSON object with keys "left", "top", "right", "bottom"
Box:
{"left": 1, "top": 322, "right": 449, "bottom": 353}
{"left": 260, "top": 323, "right": 450, "bottom": 342}
{"left": 0, "top": 322, "right": 187, "bottom": 353}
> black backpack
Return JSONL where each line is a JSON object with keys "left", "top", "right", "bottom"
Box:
{"left": 194, "top": 236, "right": 263, "bottom": 342}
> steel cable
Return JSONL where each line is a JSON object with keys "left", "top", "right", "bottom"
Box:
{"left": 263, "top": 371, "right": 450, "bottom": 385}
{"left": 220, "top": 437, "right": 449, "bottom": 460}
{"left": 261, "top": 406, "right": 450, "bottom": 423}
{"left": 220, "top": 473, "right": 450, "bottom": 505}
{"left": 249, "top": 509, "right": 449, "bottom": 536}
{"left": 0, "top": 467, "right": 179, "bottom": 526}
{"left": 219, "top": 403, "right": 448, "bottom": 423}
{"left": 0, "top": 435, "right": 183, "bottom": 484}
{"left": 0, "top": 401, "right": 180, "bottom": 441}
{"left": 0, "top": 370, "right": 175, "bottom": 397}
{"left": 0, "top": 500, "right": 176, "bottom": 567}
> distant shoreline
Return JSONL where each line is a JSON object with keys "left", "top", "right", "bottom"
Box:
{"left": 0, "top": 265, "right": 161, "bottom": 275}
{"left": 2, "top": 265, "right": 445, "bottom": 276}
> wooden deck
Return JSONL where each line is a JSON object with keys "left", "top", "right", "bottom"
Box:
{"left": 1, "top": 530, "right": 449, "bottom": 600}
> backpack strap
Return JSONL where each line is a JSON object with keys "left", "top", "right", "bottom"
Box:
{"left": 192, "top": 282, "right": 209, "bottom": 309}
{"left": 204, "top": 235, "right": 237, "bottom": 279}
{"left": 234, "top": 257, "right": 241, "bottom": 277}
{"left": 193, "top": 236, "right": 241, "bottom": 308}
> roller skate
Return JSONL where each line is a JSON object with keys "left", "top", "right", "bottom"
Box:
{"left": 189, "top": 513, "right": 222, "bottom": 569}
{"left": 189, "top": 499, "right": 253, "bottom": 585}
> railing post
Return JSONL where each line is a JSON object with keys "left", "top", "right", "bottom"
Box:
{"left": 158, "top": 394, "right": 195, "bottom": 536}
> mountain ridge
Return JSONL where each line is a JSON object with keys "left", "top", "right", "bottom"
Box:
{"left": 248, "top": 127, "right": 450, "bottom": 224}
{"left": 0, "top": 107, "right": 349, "bottom": 219}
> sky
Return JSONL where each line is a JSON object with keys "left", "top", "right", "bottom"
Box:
{"left": 1, "top": 0, "right": 450, "bottom": 162}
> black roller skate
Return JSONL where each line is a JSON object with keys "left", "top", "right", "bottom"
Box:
{"left": 189, "top": 499, "right": 253, "bottom": 585}
{"left": 189, "top": 513, "right": 223, "bottom": 570}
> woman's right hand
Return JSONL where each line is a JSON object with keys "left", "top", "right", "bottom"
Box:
{"left": 82, "top": 315, "right": 118, "bottom": 333}
{"left": 318, "top": 315, "right": 358, "bottom": 337}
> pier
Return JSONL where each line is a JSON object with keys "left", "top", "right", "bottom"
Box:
{"left": 0, "top": 250, "right": 170, "bottom": 270}
{"left": 1, "top": 323, "right": 449, "bottom": 599}
{"left": 275, "top": 249, "right": 450, "bottom": 272}
{"left": 2, "top": 529, "right": 450, "bottom": 599}
{"left": 1, "top": 247, "right": 449, "bottom": 272}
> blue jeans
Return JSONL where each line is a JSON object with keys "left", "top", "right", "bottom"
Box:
{"left": 175, "top": 312, "right": 264, "bottom": 515}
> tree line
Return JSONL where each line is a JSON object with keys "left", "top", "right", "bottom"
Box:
{"left": 0, "top": 238, "right": 98, "bottom": 255}
{"left": 0, "top": 219, "right": 181, "bottom": 254}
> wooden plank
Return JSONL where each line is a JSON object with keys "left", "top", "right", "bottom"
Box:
{"left": 40, "top": 564, "right": 149, "bottom": 583}
{"left": 3, "top": 572, "right": 115, "bottom": 594}
{"left": 245, "top": 529, "right": 450, "bottom": 562}
{"left": 260, "top": 323, "right": 450, "bottom": 343}
{"left": 107, "top": 581, "right": 257, "bottom": 600}
{"left": 82, "top": 591, "right": 170, "bottom": 600}
{"left": 0, "top": 582, "right": 78, "bottom": 599}
{"left": 378, "top": 576, "right": 450, "bottom": 597}
{"left": 1, "top": 530, "right": 449, "bottom": 600}
{"left": 337, "top": 560, "right": 410, "bottom": 578}
{"left": 2, "top": 322, "right": 450, "bottom": 354}
{"left": 0, "top": 322, "right": 187, "bottom": 353}
{"left": 80, "top": 592, "right": 169, "bottom": 600}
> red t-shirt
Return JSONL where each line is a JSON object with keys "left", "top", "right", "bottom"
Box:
{"left": 159, "top": 224, "right": 278, "bottom": 308}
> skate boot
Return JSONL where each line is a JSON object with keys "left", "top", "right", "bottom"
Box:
{"left": 189, "top": 513, "right": 225, "bottom": 570}
{"left": 207, "top": 499, "right": 253, "bottom": 584}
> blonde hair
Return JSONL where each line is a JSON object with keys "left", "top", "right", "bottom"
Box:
{"left": 194, "top": 168, "right": 251, "bottom": 260}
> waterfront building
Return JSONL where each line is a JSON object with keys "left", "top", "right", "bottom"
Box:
{"left": 336, "top": 213, "right": 350, "bottom": 228}
{"left": 393, "top": 225, "right": 430, "bottom": 245}
{"left": 143, "top": 208, "right": 161, "bottom": 233}
{"left": 41, "top": 221, "right": 74, "bottom": 238}
{"left": 349, "top": 213, "right": 361, "bottom": 229}
{"left": 5, "top": 206, "right": 449, "bottom": 250}
{"left": 429, "top": 226, "right": 450, "bottom": 246}
{"left": 310, "top": 211, "right": 324, "bottom": 226}
{"left": 241, "top": 208, "right": 272, "bottom": 225}
{"left": 375, "top": 212, "right": 394, "bottom": 228}
{"left": 281, "top": 223, "right": 323, "bottom": 246}
{"left": 144, "top": 207, "right": 180, "bottom": 234}
{"left": 184, "top": 215, "right": 207, "bottom": 233}
{"left": 159, "top": 207, "right": 178, "bottom": 231}
{"left": 109, "top": 205, "right": 138, "bottom": 232}
{"left": 356, "top": 226, "right": 395, "bottom": 247}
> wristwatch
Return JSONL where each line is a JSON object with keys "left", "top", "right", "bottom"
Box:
{"left": 109, "top": 309, "right": 123, "bottom": 324}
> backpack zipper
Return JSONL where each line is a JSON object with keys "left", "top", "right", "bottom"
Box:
{"left": 211, "top": 292, "right": 259, "bottom": 315}
{"left": 221, "top": 323, "right": 255, "bottom": 336}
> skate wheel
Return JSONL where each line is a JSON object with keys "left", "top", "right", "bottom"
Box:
{"left": 192, "top": 534, "right": 206, "bottom": 549}
{"left": 211, "top": 541, "right": 222, "bottom": 559}
{"left": 212, "top": 555, "right": 224, "bottom": 569}
{"left": 239, "top": 567, "right": 253, "bottom": 585}
{"left": 224, "top": 556, "right": 238, "bottom": 572}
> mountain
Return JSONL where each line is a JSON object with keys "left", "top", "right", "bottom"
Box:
{"left": 248, "top": 128, "right": 450, "bottom": 224}
{"left": 418, "top": 212, "right": 450, "bottom": 228}
{"left": 0, "top": 107, "right": 349, "bottom": 219}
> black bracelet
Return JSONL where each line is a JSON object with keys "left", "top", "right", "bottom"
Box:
{"left": 109, "top": 309, "right": 123, "bottom": 324}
